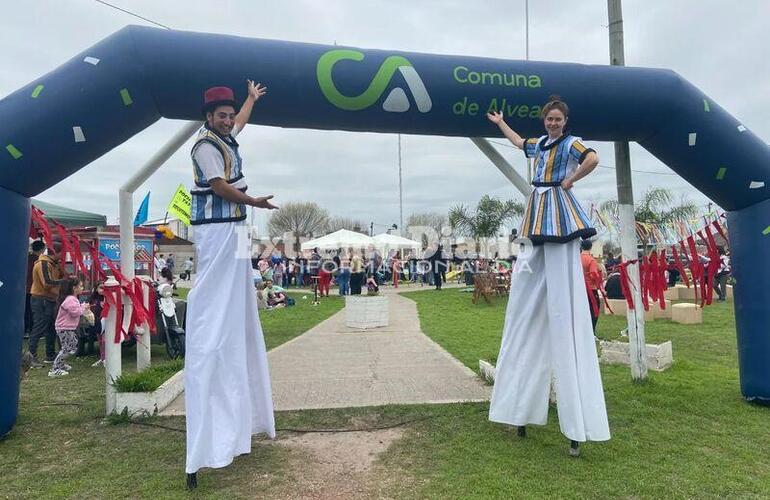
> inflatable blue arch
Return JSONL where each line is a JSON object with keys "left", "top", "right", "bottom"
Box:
{"left": 2, "top": 26, "right": 769, "bottom": 436}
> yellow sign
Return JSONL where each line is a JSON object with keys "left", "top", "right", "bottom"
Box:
{"left": 167, "top": 184, "right": 191, "bottom": 226}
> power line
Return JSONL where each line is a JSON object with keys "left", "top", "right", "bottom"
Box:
{"left": 94, "top": 0, "right": 171, "bottom": 30}
{"left": 487, "top": 139, "right": 679, "bottom": 176}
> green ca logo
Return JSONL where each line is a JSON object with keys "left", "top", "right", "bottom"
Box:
{"left": 316, "top": 49, "right": 432, "bottom": 113}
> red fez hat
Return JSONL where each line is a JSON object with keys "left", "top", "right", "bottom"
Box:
{"left": 202, "top": 86, "right": 236, "bottom": 114}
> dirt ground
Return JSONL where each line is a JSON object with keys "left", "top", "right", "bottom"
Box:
{"left": 268, "top": 427, "right": 405, "bottom": 500}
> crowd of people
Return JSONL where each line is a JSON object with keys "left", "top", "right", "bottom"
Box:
{"left": 246, "top": 244, "right": 524, "bottom": 298}
{"left": 25, "top": 239, "right": 106, "bottom": 377}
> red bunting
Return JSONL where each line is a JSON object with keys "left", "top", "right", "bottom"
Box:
{"left": 29, "top": 206, "right": 158, "bottom": 344}
{"left": 70, "top": 234, "right": 89, "bottom": 278}
{"left": 101, "top": 285, "right": 125, "bottom": 344}
{"left": 618, "top": 262, "right": 635, "bottom": 310}
{"left": 615, "top": 215, "right": 728, "bottom": 313}
{"left": 125, "top": 278, "right": 157, "bottom": 335}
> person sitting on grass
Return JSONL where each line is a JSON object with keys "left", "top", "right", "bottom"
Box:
{"left": 255, "top": 282, "right": 268, "bottom": 310}
{"left": 264, "top": 280, "right": 287, "bottom": 308}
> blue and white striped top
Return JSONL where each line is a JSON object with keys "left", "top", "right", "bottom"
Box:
{"left": 190, "top": 124, "right": 248, "bottom": 225}
{"left": 519, "top": 134, "right": 597, "bottom": 244}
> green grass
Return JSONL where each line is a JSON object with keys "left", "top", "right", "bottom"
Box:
{"left": 175, "top": 287, "right": 343, "bottom": 350}
{"left": 0, "top": 293, "right": 344, "bottom": 499}
{"left": 5, "top": 287, "right": 769, "bottom": 498}
{"left": 394, "top": 290, "right": 770, "bottom": 498}
{"left": 113, "top": 358, "right": 184, "bottom": 392}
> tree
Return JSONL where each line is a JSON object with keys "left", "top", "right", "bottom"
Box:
{"left": 406, "top": 212, "right": 448, "bottom": 248}
{"left": 599, "top": 187, "right": 700, "bottom": 248}
{"left": 268, "top": 202, "right": 329, "bottom": 253}
{"left": 326, "top": 216, "right": 368, "bottom": 234}
{"left": 448, "top": 195, "right": 524, "bottom": 254}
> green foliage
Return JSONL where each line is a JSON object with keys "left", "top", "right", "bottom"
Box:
{"left": 394, "top": 290, "right": 769, "bottom": 498}
{"left": 448, "top": 195, "right": 524, "bottom": 252}
{"left": 600, "top": 186, "right": 700, "bottom": 246}
{"left": 5, "top": 295, "right": 343, "bottom": 498}
{"left": 113, "top": 359, "right": 184, "bottom": 393}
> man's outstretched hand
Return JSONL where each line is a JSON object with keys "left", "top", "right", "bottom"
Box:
{"left": 251, "top": 195, "right": 278, "bottom": 210}
{"left": 247, "top": 80, "right": 267, "bottom": 101}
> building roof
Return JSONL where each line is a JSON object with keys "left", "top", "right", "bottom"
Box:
{"left": 31, "top": 199, "right": 107, "bottom": 228}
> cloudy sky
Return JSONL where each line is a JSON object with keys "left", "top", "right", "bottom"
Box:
{"left": 2, "top": 0, "right": 768, "bottom": 236}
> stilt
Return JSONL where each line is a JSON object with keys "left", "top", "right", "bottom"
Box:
{"left": 186, "top": 472, "right": 198, "bottom": 490}
{"left": 517, "top": 425, "right": 527, "bottom": 438}
{"left": 569, "top": 440, "right": 580, "bottom": 457}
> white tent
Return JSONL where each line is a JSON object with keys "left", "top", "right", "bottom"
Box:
{"left": 372, "top": 233, "right": 422, "bottom": 253}
{"left": 300, "top": 229, "right": 374, "bottom": 250}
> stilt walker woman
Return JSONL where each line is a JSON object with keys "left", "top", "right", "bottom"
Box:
{"left": 185, "top": 81, "right": 278, "bottom": 488}
{"left": 487, "top": 96, "right": 610, "bottom": 456}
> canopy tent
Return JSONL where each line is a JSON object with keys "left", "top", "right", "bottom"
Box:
{"left": 300, "top": 229, "right": 374, "bottom": 250}
{"left": 31, "top": 199, "right": 107, "bottom": 228}
{"left": 372, "top": 233, "right": 421, "bottom": 253}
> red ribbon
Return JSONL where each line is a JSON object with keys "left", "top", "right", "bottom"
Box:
{"left": 657, "top": 249, "right": 668, "bottom": 309}
{"left": 125, "top": 278, "right": 157, "bottom": 335}
{"left": 69, "top": 234, "right": 88, "bottom": 278}
{"left": 53, "top": 223, "right": 72, "bottom": 276}
{"left": 30, "top": 207, "right": 55, "bottom": 250}
{"left": 619, "top": 262, "right": 635, "bottom": 310}
{"left": 101, "top": 285, "right": 125, "bottom": 343}
{"left": 671, "top": 244, "right": 690, "bottom": 288}
{"left": 712, "top": 219, "right": 728, "bottom": 242}
{"left": 88, "top": 243, "right": 108, "bottom": 282}
{"left": 686, "top": 235, "right": 702, "bottom": 304}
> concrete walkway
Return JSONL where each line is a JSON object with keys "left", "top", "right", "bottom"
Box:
{"left": 162, "top": 288, "right": 489, "bottom": 415}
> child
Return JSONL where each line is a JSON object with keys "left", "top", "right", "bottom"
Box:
{"left": 88, "top": 282, "right": 106, "bottom": 367}
{"left": 366, "top": 274, "right": 380, "bottom": 295}
{"left": 51, "top": 277, "right": 90, "bottom": 377}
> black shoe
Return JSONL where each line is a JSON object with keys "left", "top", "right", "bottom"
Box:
{"left": 517, "top": 426, "right": 526, "bottom": 438}
{"left": 569, "top": 440, "right": 580, "bottom": 457}
{"left": 186, "top": 473, "right": 197, "bottom": 490}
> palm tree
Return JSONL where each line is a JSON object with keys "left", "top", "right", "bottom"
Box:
{"left": 448, "top": 195, "right": 524, "bottom": 255}
{"left": 599, "top": 187, "right": 700, "bottom": 248}
{"left": 268, "top": 202, "right": 329, "bottom": 254}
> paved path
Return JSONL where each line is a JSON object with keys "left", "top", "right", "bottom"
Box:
{"left": 162, "top": 288, "right": 489, "bottom": 415}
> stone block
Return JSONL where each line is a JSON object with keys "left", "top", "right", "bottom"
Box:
{"left": 598, "top": 340, "right": 673, "bottom": 372}
{"left": 115, "top": 369, "right": 185, "bottom": 416}
{"left": 345, "top": 295, "right": 389, "bottom": 329}
{"left": 676, "top": 284, "right": 696, "bottom": 301}
{"left": 664, "top": 287, "right": 679, "bottom": 300}
{"left": 651, "top": 299, "right": 672, "bottom": 319}
{"left": 671, "top": 303, "right": 702, "bottom": 324}
{"left": 605, "top": 298, "right": 627, "bottom": 316}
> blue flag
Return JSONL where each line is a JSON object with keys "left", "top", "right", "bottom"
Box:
{"left": 133, "top": 192, "right": 150, "bottom": 226}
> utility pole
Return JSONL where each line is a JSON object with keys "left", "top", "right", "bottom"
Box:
{"left": 608, "top": 0, "right": 648, "bottom": 380}
{"left": 398, "top": 134, "right": 403, "bottom": 235}
{"left": 524, "top": 0, "right": 532, "bottom": 184}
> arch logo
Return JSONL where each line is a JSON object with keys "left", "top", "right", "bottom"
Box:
{"left": 316, "top": 49, "right": 432, "bottom": 113}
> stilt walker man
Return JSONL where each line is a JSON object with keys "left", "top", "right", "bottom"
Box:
{"left": 185, "top": 81, "right": 278, "bottom": 488}
{"left": 487, "top": 96, "right": 610, "bottom": 457}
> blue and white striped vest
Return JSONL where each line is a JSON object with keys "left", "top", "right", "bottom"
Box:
{"left": 190, "top": 125, "right": 248, "bottom": 225}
